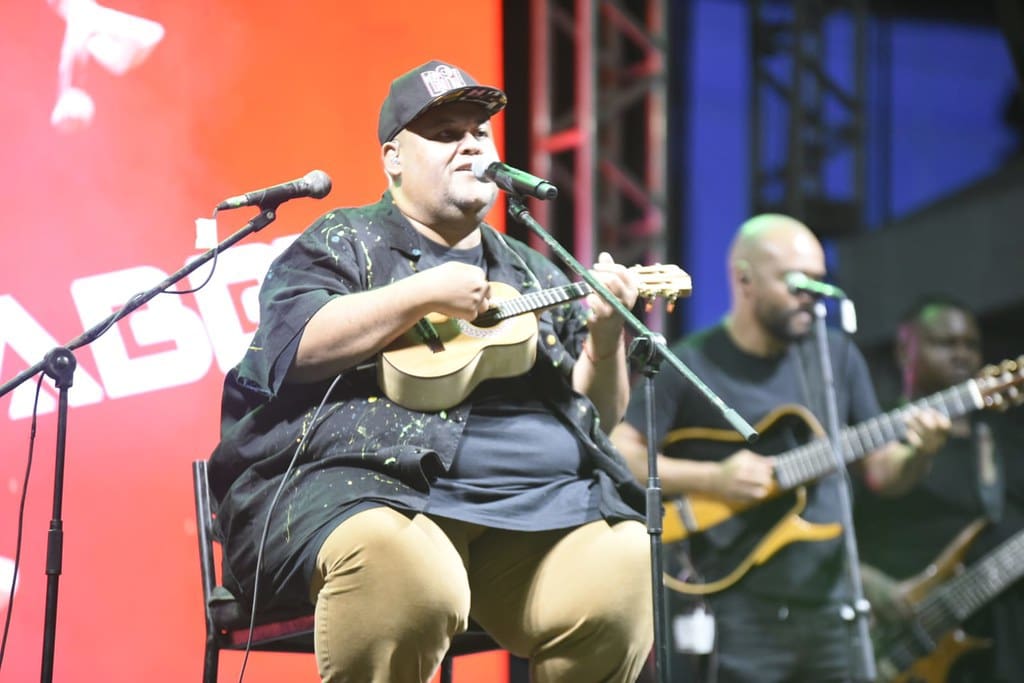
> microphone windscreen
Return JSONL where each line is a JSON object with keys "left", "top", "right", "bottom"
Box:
{"left": 471, "top": 157, "right": 497, "bottom": 182}
{"left": 304, "top": 170, "right": 333, "bottom": 198}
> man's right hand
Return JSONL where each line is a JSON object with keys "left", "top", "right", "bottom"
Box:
{"left": 415, "top": 262, "right": 492, "bottom": 320}
{"left": 289, "top": 262, "right": 490, "bottom": 384}
{"left": 711, "top": 450, "right": 775, "bottom": 501}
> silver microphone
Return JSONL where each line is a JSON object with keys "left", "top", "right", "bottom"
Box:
{"left": 215, "top": 170, "right": 332, "bottom": 211}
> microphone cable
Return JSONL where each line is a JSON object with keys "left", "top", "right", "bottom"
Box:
{"left": 235, "top": 372, "right": 343, "bottom": 683}
{"left": 0, "top": 376, "right": 45, "bottom": 673}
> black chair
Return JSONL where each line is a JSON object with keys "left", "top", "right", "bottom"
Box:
{"left": 192, "top": 460, "right": 499, "bottom": 683}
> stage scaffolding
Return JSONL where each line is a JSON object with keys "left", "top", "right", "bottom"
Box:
{"left": 750, "top": 0, "right": 868, "bottom": 238}
{"left": 528, "top": 0, "right": 670, "bottom": 331}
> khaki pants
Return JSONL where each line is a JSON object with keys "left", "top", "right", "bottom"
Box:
{"left": 309, "top": 507, "right": 653, "bottom": 683}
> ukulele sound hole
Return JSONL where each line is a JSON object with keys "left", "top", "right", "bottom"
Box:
{"left": 472, "top": 309, "right": 501, "bottom": 328}
{"left": 458, "top": 318, "right": 508, "bottom": 338}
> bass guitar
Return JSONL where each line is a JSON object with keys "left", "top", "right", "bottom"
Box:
{"left": 661, "top": 357, "right": 1024, "bottom": 595}
{"left": 378, "top": 264, "right": 692, "bottom": 411}
{"left": 875, "top": 521, "right": 1024, "bottom": 683}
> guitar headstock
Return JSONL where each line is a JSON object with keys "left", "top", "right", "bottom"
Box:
{"left": 631, "top": 264, "right": 693, "bottom": 313}
{"left": 977, "top": 356, "right": 1024, "bottom": 411}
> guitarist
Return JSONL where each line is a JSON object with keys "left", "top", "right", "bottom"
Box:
{"left": 855, "top": 298, "right": 1024, "bottom": 682}
{"left": 208, "top": 61, "right": 654, "bottom": 683}
{"left": 611, "top": 214, "right": 950, "bottom": 683}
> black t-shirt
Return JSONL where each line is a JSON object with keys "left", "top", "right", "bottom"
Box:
{"left": 623, "top": 322, "right": 882, "bottom": 603}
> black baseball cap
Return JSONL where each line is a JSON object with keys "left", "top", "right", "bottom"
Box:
{"left": 377, "top": 60, "right": 507, "bottom": 144}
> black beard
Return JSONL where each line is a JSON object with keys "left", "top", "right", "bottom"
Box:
{"left": 761, "top": 306, "right": 813, "bottom": 345}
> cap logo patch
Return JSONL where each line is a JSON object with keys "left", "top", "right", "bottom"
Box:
{"left": 419, "top": 65, "right": 467, "bottom": 97}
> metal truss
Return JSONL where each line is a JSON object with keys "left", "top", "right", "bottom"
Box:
{"left": 750, "top": 0, "right": 868, "bottom": 238}
{"left": 529, "top": 0, "right": 670, "bottom": 330}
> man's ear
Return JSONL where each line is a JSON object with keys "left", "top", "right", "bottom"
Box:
{"left": 733, "top": 259, "right": 751, "bottom": 285}
{"left": 382, "top": 142, "right": 401, "bottom": 172}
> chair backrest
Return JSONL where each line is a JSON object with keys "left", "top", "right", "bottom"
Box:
{"left": 193, "top": 460, "right": 222, "bottom": 639}
{"left": 193, "top": 460, "right": 317, "bottom": 683}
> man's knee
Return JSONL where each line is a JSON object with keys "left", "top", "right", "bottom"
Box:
{"left": 530, "top": 521, "right": 653, "bottom": 679}
{"left": 311, "top": 507, "right": 471, "bottom": 625}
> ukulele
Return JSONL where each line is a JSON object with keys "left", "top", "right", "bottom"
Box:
{"left": 378, "top": 264, "right": 692, "bottom": 411}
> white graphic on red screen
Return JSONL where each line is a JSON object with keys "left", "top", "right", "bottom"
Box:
{"left": 48, "top": 0, "right": 165, "bottom": 133}
{"left": 0, "top": 555, "right": 14, "bottom": 615}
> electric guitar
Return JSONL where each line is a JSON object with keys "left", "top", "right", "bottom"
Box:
{"left": 378, "top": 264, "right": 692, "bottom": 412}
{"left": 661, "top": 357, "right": 1024, "bottom": 595}
{"left": 874, "top": 521, "right": 1024, "bottom": 683}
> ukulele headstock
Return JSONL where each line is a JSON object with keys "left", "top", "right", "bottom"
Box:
{"left": 632, "top": 263, "right": 693, "bottom": 313}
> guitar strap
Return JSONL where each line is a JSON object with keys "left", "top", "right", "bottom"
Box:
{"left": 974, "top": 418, "right": 1005, "bottom": 523}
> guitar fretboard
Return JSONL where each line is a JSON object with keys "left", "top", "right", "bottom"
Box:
{"left": 774, "top": 380, "right": 984, "bottom": 488}
{"left": 924, "top": 529, "right": 1024, "bottom": 627}
{"left": 473, "top": 282, "right": 590, "bottom": 325}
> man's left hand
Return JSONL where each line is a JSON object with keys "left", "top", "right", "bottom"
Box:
{"left": 585, "top": 252, "right": 639, "bottom": 348}
{"left": 902, "top": 406, "right": 951, "bottom": 458}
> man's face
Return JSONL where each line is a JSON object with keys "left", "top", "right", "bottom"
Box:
{"left": 388, "top": 101, "right": 499, "bottom": 227}
{"left": 746, "top": 233, "right": 826, "bottom": 344}
{"left": 902, "top": 306, "right": 982, "bottom": 394}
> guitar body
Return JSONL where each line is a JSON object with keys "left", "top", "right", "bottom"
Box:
{"left": 379, "top": 282, "right": 538, "bottom": 412}
{"left": 884, "top": 630, "right": 991, "bottom": 683}
{"left": 662, "top": 405, "right": 824, "bottom": 543}
{"left": 661, "top": 405, "right": 843, "bottom": 595}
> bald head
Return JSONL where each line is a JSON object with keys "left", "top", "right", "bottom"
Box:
{"left": 725, "top": 213, "right": 827, "bottom": 354}
{"left": 729, "top": 214, "right": 823, "bottom": 278}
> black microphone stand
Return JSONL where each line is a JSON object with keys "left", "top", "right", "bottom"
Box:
{"left": 0, "top": 206, "right": 281, "bottom": 682}
{"left": 809, "top": 300, "right": 876, "bottom": 682}
{"left": 505, "top": 195, "right": 757, "bottom": 683}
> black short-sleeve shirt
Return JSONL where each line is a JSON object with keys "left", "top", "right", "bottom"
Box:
{"left": 209, "top": 192, "right": 644, "bottom": 607}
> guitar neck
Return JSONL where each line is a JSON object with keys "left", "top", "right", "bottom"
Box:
{"left": 473, "top": 264, "right": 692, "bottom": 326}
{"left": 477, "top": 282, "right": 590, "bottom": 324}
{"left": 917, "top": 529, "right": 1024, "bottom": 634}
{"left": 774, "top": 380, "right": 984, "bottom": 489}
